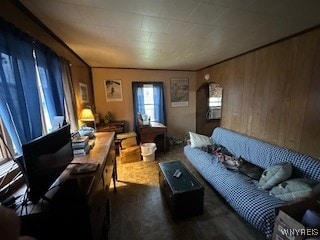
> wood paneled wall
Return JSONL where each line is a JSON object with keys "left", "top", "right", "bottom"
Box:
{"left": 198, "top": 28, "right": 320, "bottom": 159}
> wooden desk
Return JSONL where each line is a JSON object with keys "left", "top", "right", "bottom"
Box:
{"left": 18, "top": 132, "right": 116, "bottom": 240}
{"left": 97, "top": 122, "right": 126, "bottom": 156}
{"left": 138, "top": 122, "right": 168, "bottom": 152}
{"left": 96, "top": 121, "right": 125, "bottom": 134}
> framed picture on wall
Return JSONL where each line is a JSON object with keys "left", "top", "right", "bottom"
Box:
{"left": 105, "top": 79, "right": 123, "bottom": 102}
{"left": 79, "top": 82, "right": 89, "bottom": 103}
{"left": 170, "top": 77, "right": 189, "bottom": 107}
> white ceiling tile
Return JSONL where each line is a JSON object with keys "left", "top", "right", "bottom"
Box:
{"left": 278, "top": 0, "right": 320, "bottom": 23}
{"left": 141, "top": 16, "right": 171, "bottom": 33}
{"left": 152, "top": 42, "right": 173, "bottom": 52}
{"left": 245, "top": 0, "right": 287, "bottom": 16}
{"left": 134, "top": 42, "right": 157, "bottom": 51}
{"left": 20, "top": 0, "right": 84, "bottom": 23}
{"left": 199, "top": 0, "right": 256, "bottom": 9}
{"left": 169, "top": 36, "right": 198, "bottom": 49}
{"left": 59, "top": 22, "right": 103, "bottom": 37}
{"left": 92, "top": 0, "right": 165, "bottom": 17}
{"left": 159, "top": 0, "right": 199, "bottom": 21}
{"left": 77, "top": 6, "right": 143, "bottom": 30}
{"left": 53, "top": 22, "right": 105, "bottom": 45}
{"left": 148, "top": 32, "right": 172, "bottom": 43}
{"left": 52, "top": 0, "right": 95, "bottom": 7}
{"left": 187, "top": 24, "right": 216, "bottom": 37}
{"left": 18, "top": 0, "right": 320, "bottom": 70}
{"left": 101, "top": 27, "right": 152, "bottom": 42}
{"left": 213, "top": 9, "right": 271, "bottom": 32}
{"left": 257, "top": 17, "right": 315, "bottom": 41}
{"left": 188, "top": 3, "right": 228, "bottom": 24}
{"left": 166, "top": 20, "right": 195, "bottom": 36}
{"left": 127, "top": 0, "right": 166, "bottom": 17}
{"left": 206, "top": 25, "right": 243, "bottom": 43}
{"left": 244, "top": 0, "right": 320, "bottom": 21}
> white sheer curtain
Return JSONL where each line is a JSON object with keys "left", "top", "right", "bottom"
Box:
{"left": 60, "top": 58, "right": 78, "bottom": 133}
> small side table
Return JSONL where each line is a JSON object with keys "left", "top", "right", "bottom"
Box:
{"left": 138, "top": 122, "right": 168, "bottom": 152}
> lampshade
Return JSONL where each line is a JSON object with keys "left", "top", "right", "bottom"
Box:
{"left": 80, "top": 108, "right": 94, "bottom": 121}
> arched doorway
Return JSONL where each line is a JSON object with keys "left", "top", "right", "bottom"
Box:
{"left": 196, "top": 82, "right": 222, "bottom": 136}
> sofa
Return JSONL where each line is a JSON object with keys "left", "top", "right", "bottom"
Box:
{"left": 184, "top": 127, "right": 320, "bottom": 239}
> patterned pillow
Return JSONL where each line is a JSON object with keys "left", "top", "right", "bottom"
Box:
{"left": 258, "top": 162, "right": 292, "bottom": 190}
{"left": 270, "top": 178, "right": 320, "bottom": 201}
{"left": 189, "top": 132, "right": 213, "bottom": 148}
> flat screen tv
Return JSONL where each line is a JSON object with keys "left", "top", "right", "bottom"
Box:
{"left": 21, "top": 124, "right": 74, "bottom": 203}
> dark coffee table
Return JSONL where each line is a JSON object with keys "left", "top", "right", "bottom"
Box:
{"left": 158, "top": 160, "right": 204, "bottom": 218}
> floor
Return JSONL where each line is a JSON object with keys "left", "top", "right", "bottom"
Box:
{"left": 108, "top": 144, "right": 266, "bottom": 240}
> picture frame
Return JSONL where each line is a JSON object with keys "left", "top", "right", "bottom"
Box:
{"left": 105, "top": 79, "right": 123, "bottom": 102}
{"left": 170, "top": 77, "right": 189, "bottom": 107}
{"left": 79, "top": 82, "right": 89, "bottom": 103}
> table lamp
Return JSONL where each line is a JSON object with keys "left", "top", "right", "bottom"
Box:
{"left": 80, "top": 108, "right": 95, "bottom": 129}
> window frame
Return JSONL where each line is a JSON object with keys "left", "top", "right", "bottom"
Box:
{"left": 0, "top": 117, "right": 14, "bottom": 163}
{"left": 0, "top": 117, "right": 23, "bottom": 201}
{"left": 207, "top": 83, "right": 223, "bottom": 120}
{"left": 142, "top": 84, "right": 155, "bottom": 122}
{"left": 132, "top": 81, "right": 166, "bottom": 130}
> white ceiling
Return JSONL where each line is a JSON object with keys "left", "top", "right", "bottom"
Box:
{"left": 19, "top": 0, "right": 320, "bottom": 71}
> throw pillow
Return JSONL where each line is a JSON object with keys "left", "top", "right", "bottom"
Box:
{"left": 258, "top": 162, "right": 292, "bottom": 190}
{"left": 189, "top": 132, "right": 213, "bottom": 148}
{"left": 270, "top": 178, "right": 320, "bottom": 202}
{"left": 237, "top": 157, "right": 264, "bottom": 180}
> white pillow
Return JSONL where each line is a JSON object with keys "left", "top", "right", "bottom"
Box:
{"left": 189, "top": 132, "right": 213, "bottom": 148}
{"left": 258, "top": 162, "right": 292, "bottom": 190}
{"left": 269, "top": 178, "right": 319, "bottom": 202}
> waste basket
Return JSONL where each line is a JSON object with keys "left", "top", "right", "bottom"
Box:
{"left": 141, "top": 143, "right": 157, "bottom": 161}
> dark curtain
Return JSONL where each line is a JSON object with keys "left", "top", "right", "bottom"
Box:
{"left": 35, "top": 43, "right": 65, "bottom": 121}
{"left": 132, "top": 82, "right": 145, "bottom": 130}
{"left": 153, "top": 82, "right": 166, "bottom": 125}
{"left": 0, "top": 18, "right": 42, "bottom": 152}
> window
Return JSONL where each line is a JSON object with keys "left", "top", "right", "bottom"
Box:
{"left": 0, "top": 117, "right": 22, "bottom": 200}
{"left": 0, "top": 53, "right": 20, "bottom": 156}
{"left": 207, "top": 83, "right": 222, "bottom": 120}
{"left": 0, "top": 19, "right": 69, "bottom": 201}
{"left": 35, "top": 62, "right": 53, "bottom": 133}
{"left": 142, "top": 84, "right": 155, "bottom": 122}
{"left": 132, "top": 82, "right": 166, "bottom": 128}
{"left": 0, "top": 116, "right": 17, "bottom": 160}
{"left": 0, "top": 56, "right": 65, "bottom": 200}
{"left": 209, "top": 83, "right": 222, "bottom": 107}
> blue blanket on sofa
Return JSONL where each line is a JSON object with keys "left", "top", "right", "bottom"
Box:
{"left": 184, "top": 127, "right": 320, "bottom": 239}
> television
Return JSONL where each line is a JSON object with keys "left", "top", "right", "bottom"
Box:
{"left": 21, "top": 124, "right": 74, "bottom": 203}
